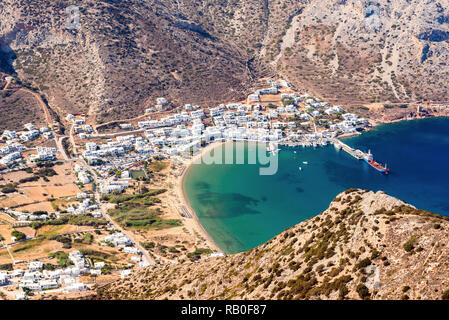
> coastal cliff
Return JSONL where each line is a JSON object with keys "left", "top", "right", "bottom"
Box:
{"left": 93, "top": 189, "right": 449, "bottom": 300}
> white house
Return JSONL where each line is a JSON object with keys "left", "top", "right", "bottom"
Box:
{"left": 40, "top": 280, "right": 59, "bottom": 290}
{"left": 0, "top": 274, "right": 8, "bottom": 286}
{"left": 157, "top": 97, "right": 169, "bottom": 105}
{"left": 120, "top": 170, "right": 131, "bottom": 179}
{"left": 12, "top": 270, "right": 24, "bottom": 278}
{"left": 15, "top": 291, "right": 27, "bottom": 300}
{"left": 76, "top": 192, "right": 89, "bottom": 199}
{"left": 247, "top": 94, "right": 260, "bottom": 102}
{"left": 138, "top": 261, "right": 150, "bottom": 268}
{"left": 24, "top": 123, "right": 37, "bottom": 131}
{"left": 279, "top": 79, "right": 291, "bottom": 88}
{"left": 99, "top": 181, "right": 128, "bottom": 194}
{"left": 123, "top": 246, "right": 140, "bottom": 255}
{"left": 104, "top": 232, "right": 132, "bottom": 246}
{"left": 64, "top": 282, "right": 87, "bottom": 293}
{"left": 19, "top": 280, "right": 41, "bottom": 291}
{"left": 78, "top": 171, "right": 91, "bottom": 184}
{"left": 2, "top": 130, "right": 18, "bottom": 139}
{"left": 90, "top": 269, "right": 101, "bottom": 276}
{"left": 28, "top": 261, "right": 43, "bottom": 272}
{"left": 0, "top": 151, "right": 22, "bottom": 165}
{"left": 43, "top": 131, "right": 54, "bottom": 139}
{"left": 312, "top": 110, "right": 321, "bottom": 117}
{"left": 20, "top": 130, "right": 40, "bottom": 141}
{"left": 85, "top": 142, "right": 98, "bottom": 152}
{"left": 92, "top": 211, "right": 102, "bottom": 218}
{"left": 120, "top": 270, "right": 133, "bottom": 279}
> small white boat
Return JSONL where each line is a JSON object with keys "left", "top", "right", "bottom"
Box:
{"left": 267, "top": 142, "right": 279, "bottom": 156}
{"left": 298, "top": 167, "right": 302, "bottom": 171}
{"left": 302, "top": 161, "right": 308, "bottom": 165}
{"left": 293, "top": 151, "right": 297, "bottom": 154}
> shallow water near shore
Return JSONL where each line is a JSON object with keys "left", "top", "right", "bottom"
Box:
{"left": 184, "top": 117, "right": 449, "bottom": 254}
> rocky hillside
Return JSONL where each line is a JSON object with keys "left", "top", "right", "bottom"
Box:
{"left": 93, "top": 189, "right": 449, "bottom": 300}
{"left": 268, "top": 0, "right": 449, "bottom": 107}
{"left": 1, "top": 0, "right": 449, "bottom": 123}
{"left": 0, "top": 0, "right": 266, "bottom": 123}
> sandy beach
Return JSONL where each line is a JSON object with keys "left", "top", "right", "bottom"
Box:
{"left": 174, "top": 142, "right": 225, "bottom": 254}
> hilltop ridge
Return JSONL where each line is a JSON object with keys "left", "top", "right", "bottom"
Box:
{"left": 93, "top": 189, "right": 449, "bottom": 300}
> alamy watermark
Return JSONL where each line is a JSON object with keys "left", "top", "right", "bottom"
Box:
{"left": 190, "top": 141, "right": 279, "bottom": 176}
{"left": 66, "top": 5, "right": 81, "bottom": 30}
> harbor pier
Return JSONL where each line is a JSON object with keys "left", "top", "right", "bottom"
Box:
{"left": 330, "top": 138, "right": 366, "bottom": 160}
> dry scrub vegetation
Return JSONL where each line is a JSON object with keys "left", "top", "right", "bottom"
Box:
{"left": 93, "top": 189, "right": 449, "bottom": 300}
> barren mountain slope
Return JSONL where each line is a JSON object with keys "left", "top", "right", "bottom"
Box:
{"left": 266, "top": 0, "right": 449, "bottom": 106}
{"left": 1, "top": 0, "right": 449, "bottom": 124}
{"left": 93, "top": 189, "right": 449, "bottom": 300}
{"left": 0, "top": 72, "right": 59, "bottom": 131}
{"left": 0, "top": 0, "right": 264, "bottom": 123}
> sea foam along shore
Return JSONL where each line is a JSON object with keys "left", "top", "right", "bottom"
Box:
{"left": 176, "top": 142, "right": 225, "bottom": 254}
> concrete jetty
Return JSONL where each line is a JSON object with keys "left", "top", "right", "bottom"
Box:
{"left": 330, "top": 138, "right": 366, "bottom": 160}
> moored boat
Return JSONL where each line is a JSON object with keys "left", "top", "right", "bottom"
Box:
{"left": 364, "top": 150, "right": 390, "bottom": 174}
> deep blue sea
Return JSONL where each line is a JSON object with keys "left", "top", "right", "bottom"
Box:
{"left": 184, "top": 118, "right": 449, "bottom": 254}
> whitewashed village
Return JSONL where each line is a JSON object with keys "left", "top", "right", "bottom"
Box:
{"left": 1, "top": 78, "right": 370, "bottom": 171}
{"left": 78, "top": 79, "right": 369, "bottom": 166}
{"left": 0, "top": 78, "right": 371, "bottom": 299}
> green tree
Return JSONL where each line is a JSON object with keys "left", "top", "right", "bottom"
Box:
{"left": 356, "top": 284, "right": 371, "bottom": 300}
{"left": 11, "top": 230, "right": 26, "bottom": 241}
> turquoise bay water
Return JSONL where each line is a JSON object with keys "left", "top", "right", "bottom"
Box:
{"left": 184, "top": 118, "right": 449, "bottom": 254}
